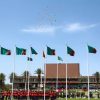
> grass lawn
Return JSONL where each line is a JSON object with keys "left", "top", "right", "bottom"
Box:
{"left": 57, "top": 98, "right": 100, "bottom": 100}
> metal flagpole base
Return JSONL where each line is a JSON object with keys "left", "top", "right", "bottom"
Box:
{"left": 11, "top": 96, "right": 14, "bottom": 100}
{"left": 27, "top": 96, "right": 30, "bottom": 100}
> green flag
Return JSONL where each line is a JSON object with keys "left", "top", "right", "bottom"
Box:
{"left": 88, "top": 45, "right": 97, "bottom": 53}
{"left": 58, "top": 56, "right": 63, "bottom": 61}
{"left": 31, "top": 47, "right": 38, "bottom": 54}
{"left": 67, "top": 46, "right": 75, "bottom": 56}
{"left": 27, "top": 57, "right": 33, "bottom": 61}
{"left": 16, "top": 47, "right": 26, "bottom": 55}
{"left": 1, "top": 47, "right": 11, "bottom": 55}
{"left": 47, "top": 46, "right": 55, "bottom": 55}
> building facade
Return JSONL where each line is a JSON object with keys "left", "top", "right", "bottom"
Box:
{"left": 10, "top": 63, "right": 100, "bottom": 90}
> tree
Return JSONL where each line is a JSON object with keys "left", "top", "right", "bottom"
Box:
{"left": 22, "top": 71, "right": 30, "bottom": 78}
{"left": 22, "top": 71, "right": 30, "bottom": 83}
{"left": 22, "top": 71, "right": 30, "bottom": 90}
{"left": 93, "top": 72, "right": 100, "bottom": 89}
{"left": 9, "top": 72, "right": 17, "bottom": 78}
{"left": 9, "top": 72, "right": 17, "bottom": 83}
{"left": 93, "top": 72, "right": 100, "bottom": 99}
{"left": 0, "top": 73, "right": 5, "bottom": 91}
{"left": 35, "top": 68, "right": 43, "bottom": 88}
{"left": 0, "top": 73, "right": 5, "bottom": 81}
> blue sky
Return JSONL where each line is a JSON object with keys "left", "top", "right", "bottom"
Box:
{"left": 0, "top": 0, "right": 100, "bottom": 83}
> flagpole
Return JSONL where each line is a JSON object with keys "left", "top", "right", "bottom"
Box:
{"left": 27, "top": 67, "right": 30, "bottom": 100}
{"left": 42, "top": 50, "right": 46, "bottom": 100}
{"left": 40, "top": 57, "right": 43, "bottom": 91}
{"left": 26, "top": 54, "right": 29, "bottom": 100}
{"left": 44, "top": 59, "right": 46, "bottom": 100}
{"left": 25, "top": 59, "right": 27, "bottom": 91}
{"left": 66, "top": 45, "right": 68, "bottom": 100}
{"left": 43, "top": 46, "right": 47, "bottom": 100}
{"left": 56, "top": 59, "right": 58, "bottom": 91}
{"left": 66, "top": 63, "right": 68, "bottom": 100}
{"left": 87, "top": 47, "right": 90, "bottom": 100}
{"left": 40, "top": 68, "right": 42, "bottom": 91}
{"left": 27, "top": 47, "right": 31, "bottom": 100}
{"left": 25, "top": 52, "right": 29, "bottom": 92}
{"left": 11, "top": 45, "right": 16, "bottom": 100}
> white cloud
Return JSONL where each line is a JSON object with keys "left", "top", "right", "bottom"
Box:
{"left": 64, "top": 23, "right": 96, "bottom": 32}
{"left": 21, "top": 23, "right": 97, "bottom": 35}
{"left": 21, "top": 25, "right": 57, "bottom": 35}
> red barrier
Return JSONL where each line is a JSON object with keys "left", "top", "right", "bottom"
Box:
{"left": 2, "top": 91, "right": 56, "bottom": 97}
